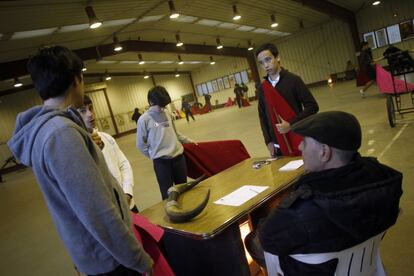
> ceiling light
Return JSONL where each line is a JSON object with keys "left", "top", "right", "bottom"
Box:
{"left": 138, "top": 54, "right": 145, "bottom": 65}
{"left": 143, "top": 70, "right": 150, "bottom": 79}
{"left": 105, "top": 70, "right": 111, "bottom": 81}
{"left": 216, "top": 38, "right": 223, "bottom": 49}
{"left": 85, "top": 5, "right": 102, "bottom": 29}
{"left": 113, "top": 35, "right": 123, "bottom": 51}
{"left": 13, "top": 77, "right": 23, "bottom": 88}
{"left": 82, "top": 67, "right": 87, "bottom": 72}
{"left": 172, "top": 15, "right": 198, "bottom": 23}
{"left": 196, "top": 19, "right": 222, "bottom": 26}
{"left": 175, "top": 69, "right": 180, "bottom": 78}
{"left": 209, "top": 56, "right": 215, "bottom": 65}
{"left": 104, "top": 18, "right": 136, "bottom": 27}
{"left": 247, "top": 40, "right": 254, "bottom": 51}
{"left": 177, "top": 54, "right": 184, "bottom": 65}
{"left": 11, "top": 27, "right": 57, "bottom": 39}
{"left": 372, "top": 1, "right": 381, "bottom": 5}
{"left": 176, "top": 33, "right": 183, "bottom": 47}
{"left": 232, "top": 5, "right": 241, "bottom": 20}
{"left": 58, "top": 23, "right": 89, "bottom": 33}
{"left": 169, "top": 0, "right": 180, "bottom": 19}
{"left": 270, "top": 14, "right": 278, "bottom": 28}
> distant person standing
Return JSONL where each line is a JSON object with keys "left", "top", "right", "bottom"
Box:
{"left": 359, "top": 41, "right": 376, "bottom": 98}
{"left": 204, "top": 92, "right": 212, "bottom": 111}
{"left": 181, "top": 99, "right": 195, "bottom": 123}
{"left": 131, "top": 107, "right": 141, "bottom": 124}
{"left": 234, "top": 83, "right": 243, "bottom": 108}
{"left": 241, "top": 82, "right": 249, "bottom": 99}
{"left": 256, "top": 43, "right": 319, "bottom": 157}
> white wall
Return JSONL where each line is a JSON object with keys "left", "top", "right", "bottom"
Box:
{"left": 356, "top": 0, "right": 414, "bottom": 62}
{"left": 191, "top": 57, "right": 256, "bottom": 105}
{"left": 0, "top": 89, "right": 41, "bottom": 167}
{"left": 272, "top": 19, "right": 356, "bottom": 84}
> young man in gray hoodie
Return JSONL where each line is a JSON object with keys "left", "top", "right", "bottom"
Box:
{"left": 7, "top": 46, "right": 152, "bottom": 276}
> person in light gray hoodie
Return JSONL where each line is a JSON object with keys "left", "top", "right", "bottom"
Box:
{"left": 7, "top": 46, "right": 152, "bottom": 276}
{"left": 137, "top": 86, "right": 195, "bottom": 200}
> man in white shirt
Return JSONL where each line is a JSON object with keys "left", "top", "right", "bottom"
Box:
{"left": 78, "top": 95, "right": 138, "bottom": 212}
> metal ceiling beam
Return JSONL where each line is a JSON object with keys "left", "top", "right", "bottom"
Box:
{"left": 291, "top": 0, "right": 360, "bottom": 51}
{"left": 0, "top": 40, "right": 251, "bottom": 81}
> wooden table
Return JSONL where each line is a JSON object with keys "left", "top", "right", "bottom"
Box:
{"left": 141, "top": 157, "right": 304, "bottom": 275}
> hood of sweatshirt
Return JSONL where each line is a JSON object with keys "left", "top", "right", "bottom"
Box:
{"left": 7, "top": 105, "right": 86, "bottom": 166}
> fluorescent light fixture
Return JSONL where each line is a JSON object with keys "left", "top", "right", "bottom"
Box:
{"left": 252, "top": 28, "right": 270, "bottom": 34}
{"left": 85, "top": 5, "right": 102, "bottom": 29}
{"left": 97, "top": 60, "right": 117, "bottom": 64}
{"left": 11, "top": 27, "right": 57, "bottom": 39}
{"left": 237, "top": 25, "right": 255, "bottom": 32}
{"left": 13, "top": 78, "right": 23, "bottom": 88}
{"left": 232, "top": 5, "right": 241, "bottom": 20}
{"left": 104, "top": 18, "right": 136, "bottom": 27}
{"left": 169, "top": 0, "right": 180, "bottom": 19}
{"left": 175, "top": 69, "right": 180, "bottom": 77}
{"left": 270, "top": 14, "right": 278, "bottom": 28}
{"left": 218, "top": 22, "right": 239, "bottom": 29}
{"left": 185, "top": 61, "right": 202, "bottom": 64}
{"left": 172, "top": 15, "right": 198, "bottom": 23}
{"left": 268, "top": 30, "right": 290, "bottom": 36}
{"left": 105, "top": 70, "right": 111, "bottom": 81}
{"left": 209, "top": 56, "right": 215, "bottom": 65}
{"left": 247, "top": 40, "right": 253, "bottom": 51}
{"left": 216, "top": 37, "right": 223, "bottom": 49}
{"left": 177, "top": 54, "right": 184, "bottom": 65}
{"left": 138, "top": 54, "right": 145, "bottom": 65}
{"left": 196, "top": 19, "right": 222, "bottom": 26}
{"left": 372, "top": 1, "right": 381, "bottom": 5}
{"left": 119, "top": 61, "right": 139, "bottom": 64}
{"left": 58, "top": 23, "right": 89, "bottom": 33}
{"left": 176, "top": 33, "right": 183, "bottom": 47}
{"left": 113, "top": 35, "right": 123, "bottom": 51}
{"left": 159, "top": 61, "right": 174, "bottom": 64}
{"left": 138, "top": 15, "right": 165, "bottom": 22}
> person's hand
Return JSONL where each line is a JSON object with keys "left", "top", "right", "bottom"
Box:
{"left": 91, "top": 131, "right": 104, "bottom": 149}
{"left": 143, "top": 258, "right": 154, "bottom": 276}
{"left": 267, "top": 142, "right": 275, "bottom": 157}
{"left": 275, "top": 117, "right": 291, "bottom": 134}
{"left": 125, "top": 194, "right": 132, "bottom": 206}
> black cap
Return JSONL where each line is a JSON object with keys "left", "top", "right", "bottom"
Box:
{"left": 291, "top": 111, "right": 361, "bottom": 151}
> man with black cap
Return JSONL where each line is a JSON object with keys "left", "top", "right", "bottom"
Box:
{"left": 136, "top": 85, "right": 195, "bottom": 200}
{"left": 245, "top": 111, "right": 403, "bottom": 275}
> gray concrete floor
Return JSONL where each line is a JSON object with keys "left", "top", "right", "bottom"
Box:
{"left": 1, "top": 80, "right": 413, "bottom": 275}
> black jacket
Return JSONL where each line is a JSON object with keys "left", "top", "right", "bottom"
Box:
{"left": 259, "top": 154, "right": 403, "bottom": 275}
{"left": 257, "top": 69, "right": 319, "bottom": 146}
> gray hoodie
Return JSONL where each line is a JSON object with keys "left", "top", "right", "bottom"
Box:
{"left": 7, "top": 105, "right": 152, "bottom": 274}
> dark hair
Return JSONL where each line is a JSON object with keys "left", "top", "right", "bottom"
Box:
{"left": 27, "top": 46, "right": 84, "bottom": 100}
{"left": 83, "top": 94, "right": 92, "bottom": 105}
{"left": 148, "top": 86, "right": 171, "bottom": 107}
{"left": 360, "top": 41, "right": 369, "bottom": 49}
{"left": 255, "top": 43, "right": 279, "bottom": 58}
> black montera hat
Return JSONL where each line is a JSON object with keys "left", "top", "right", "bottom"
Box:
{"left": 291, "top": 111, "right": 361, "bottom": 151}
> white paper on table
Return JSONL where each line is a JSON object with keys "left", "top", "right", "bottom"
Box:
{"left": 278, "top": 159, "right": 304, "bottom": 171}
{"left": 214, "top": 185, "right": 269, "bottom": 207}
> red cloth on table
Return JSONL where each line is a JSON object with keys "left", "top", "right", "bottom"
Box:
{"left": 132, "top": 213, "right": 175, "bottom": 276}
{"left": 241, "top": 98, "right": 251, "bottom": 106}
{"left": 224, "top": 97, "right": 234, "bottom": 107}
{"left": 183, "top": 140, "right": 250, "bottom": 179}
{"left": 375, "top": 64, "right": 414, "bottom": 94}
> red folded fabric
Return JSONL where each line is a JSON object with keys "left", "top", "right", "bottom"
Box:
{"left": 376, "top": 64, "right": 414, "bottom": 94}
{"left": 183, "top": 140, "right": 250, "bottom": 179}
{"left": 132, "top": 213, "right": 175, "bottom": 276}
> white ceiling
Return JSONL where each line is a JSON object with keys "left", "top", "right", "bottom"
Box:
{"left": 0, "top": 0, "right": 368, "bottom": 89}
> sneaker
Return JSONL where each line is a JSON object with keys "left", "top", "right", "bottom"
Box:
{"left": 360, "top": 89, "right": 366, "bottom": 98}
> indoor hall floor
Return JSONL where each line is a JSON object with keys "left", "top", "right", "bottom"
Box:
{"left": 1, "top": 80, "right": 414, "bottom": 275}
